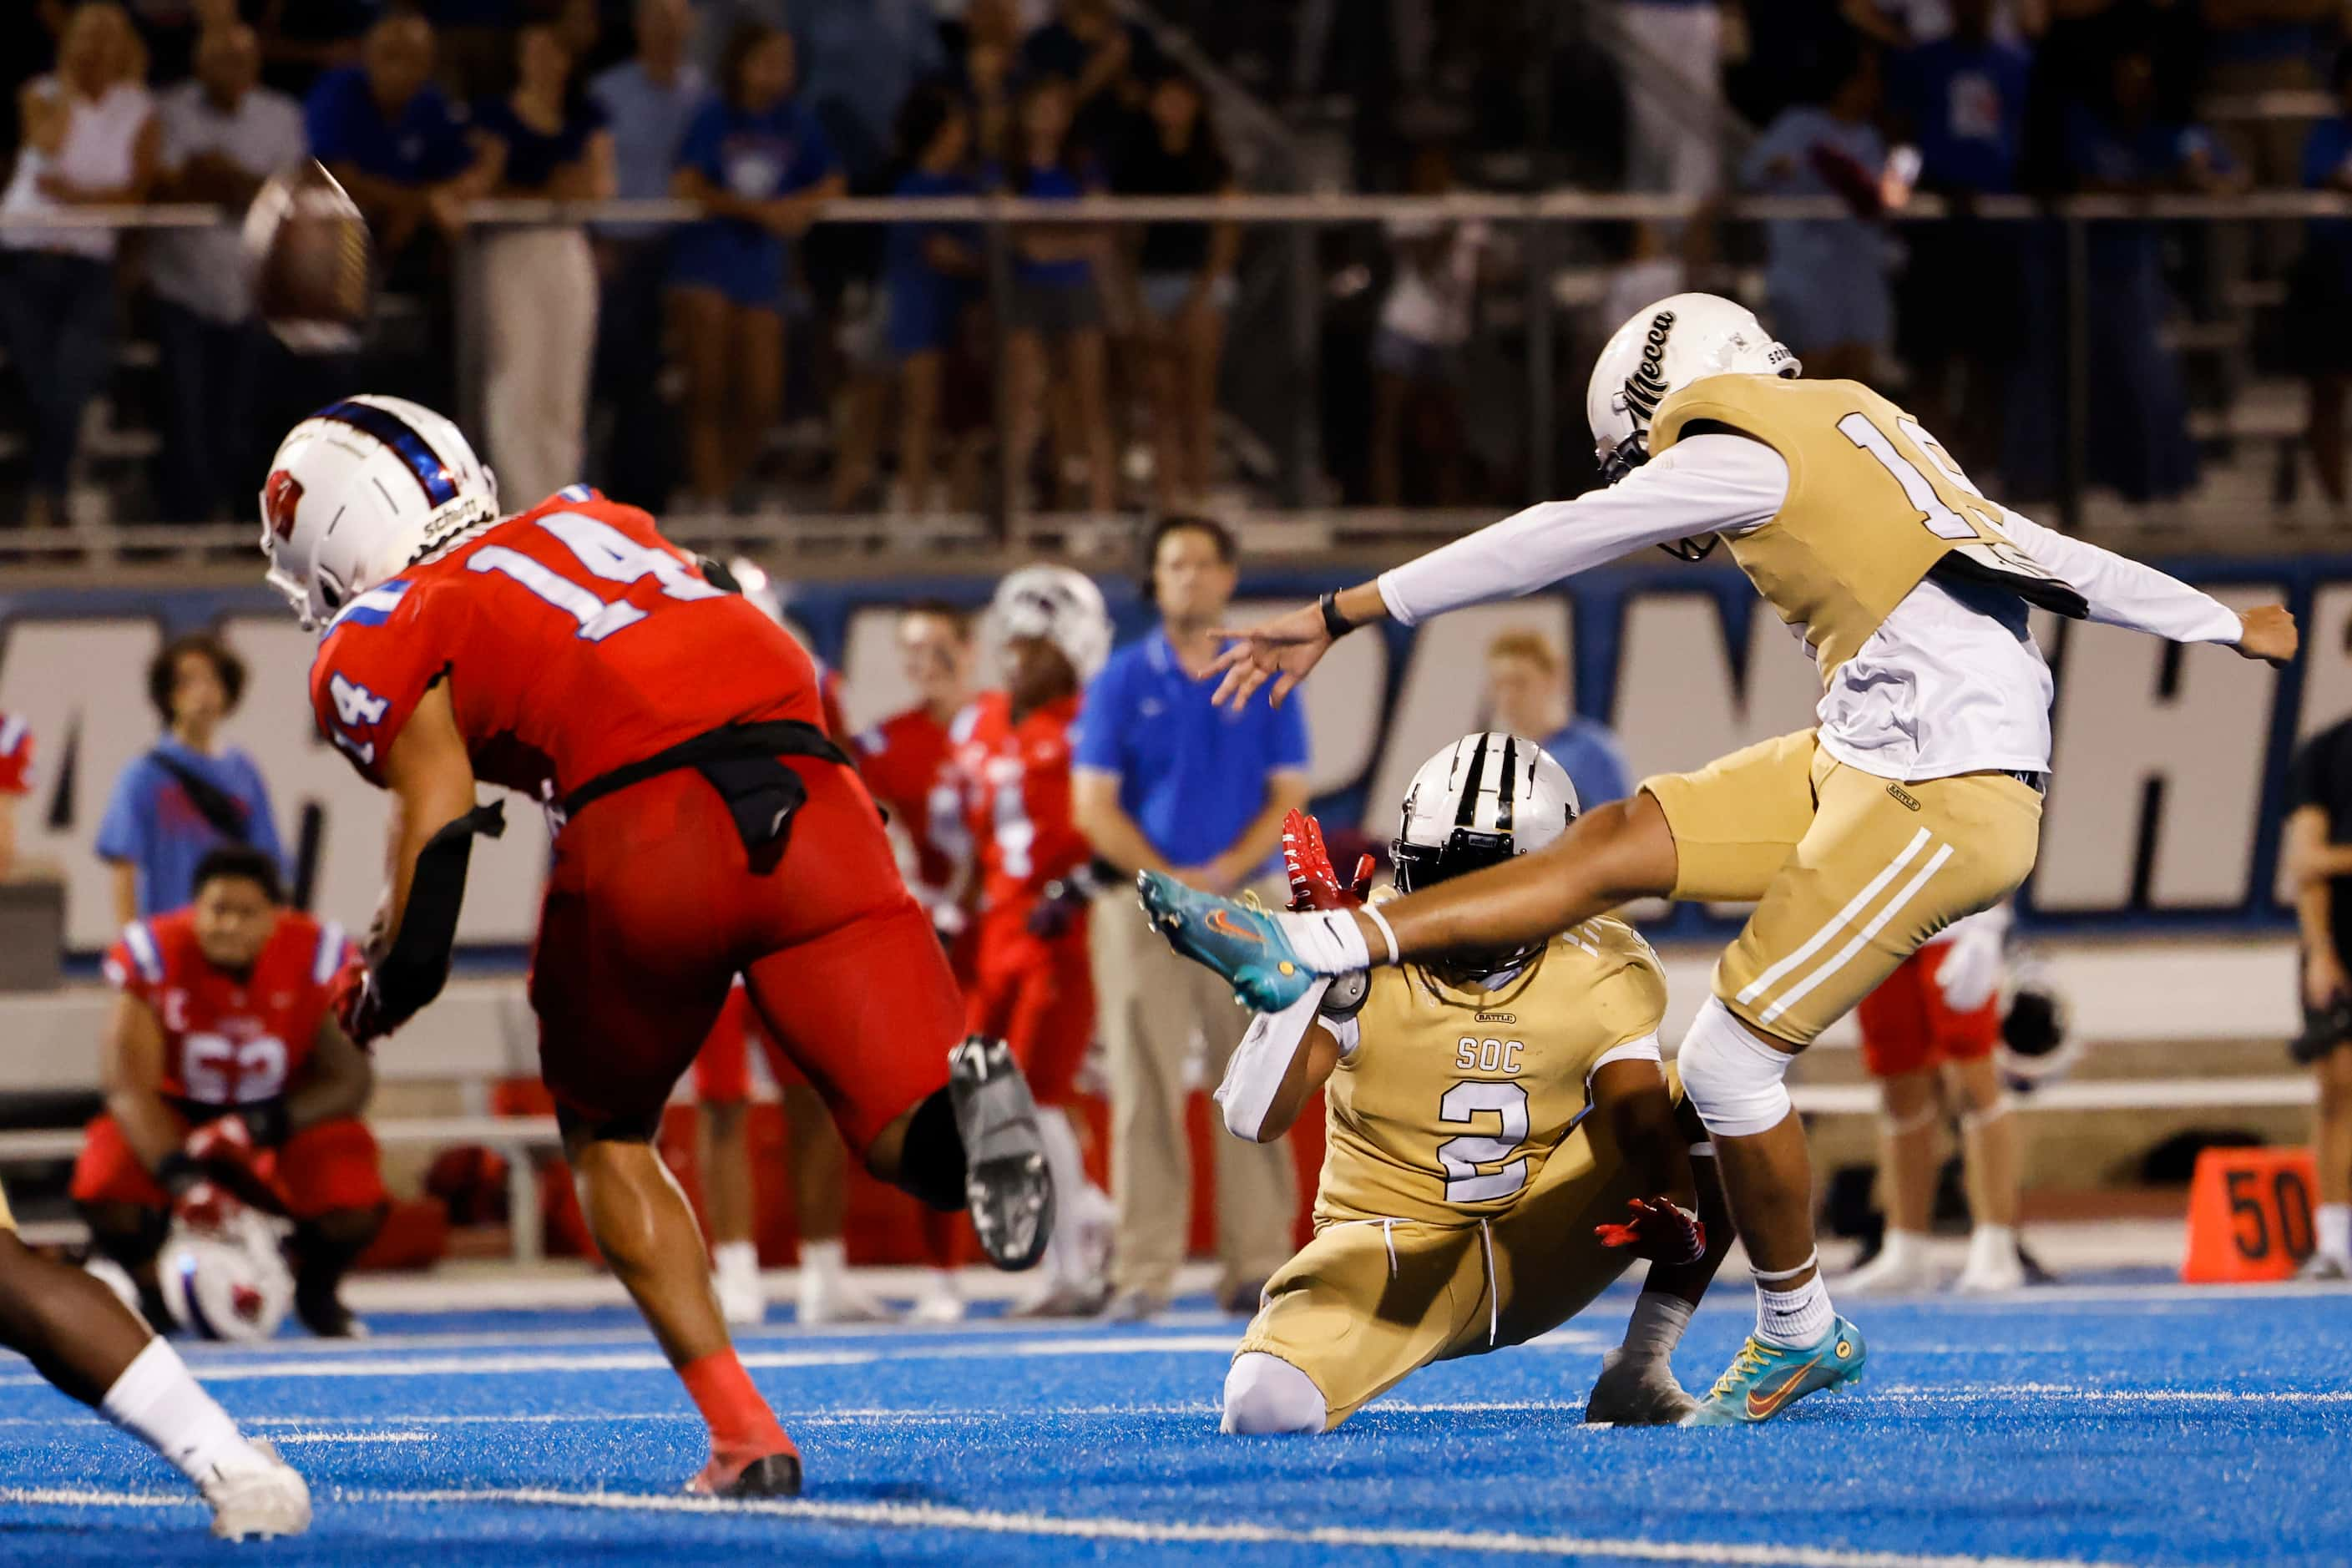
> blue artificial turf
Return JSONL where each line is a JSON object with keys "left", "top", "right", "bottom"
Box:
{"left": 2, "top": 1282, "right": 2346, "bottom": 1565}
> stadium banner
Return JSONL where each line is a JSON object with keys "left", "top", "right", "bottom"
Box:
{"left": 2, "top": 554, "right": 2344, "bottom": 955}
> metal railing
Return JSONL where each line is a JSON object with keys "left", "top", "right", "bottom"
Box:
{"left": 3, "top": 188, "right": 2348, "bottom": 567}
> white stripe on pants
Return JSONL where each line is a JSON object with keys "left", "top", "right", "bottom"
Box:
{"left": 1092, "top": 882, "right": 1298, "bottom": 1300}
{"left": 480, "top": 225, "right": 598, "bottom": 509}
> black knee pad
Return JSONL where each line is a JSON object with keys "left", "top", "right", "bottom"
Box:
{"left": 897, "top": 1087, "right": 968, "bottom": 1212}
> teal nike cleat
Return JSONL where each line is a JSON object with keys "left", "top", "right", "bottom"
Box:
{"left": 1134, "top": 872, "right": 1318, "bottom": 1012}
{"left": 1682, "top": 1315, "right": 1867, "bottom": 1426}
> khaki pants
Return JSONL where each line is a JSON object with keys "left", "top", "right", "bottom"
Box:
{"left": 480, "top": 226, "right": 598, "bottom": 509}
{"left": 1093, "top": 880, "right": 1297, "bottom": 1299}
{"left": 1235, "top": 1131, "right": 1642, "bottom": 1428}
{"left": 1642, "top": 729, "right": 2043, "bottom": 1045}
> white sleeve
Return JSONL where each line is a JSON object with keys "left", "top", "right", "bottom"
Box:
{"left": 1996, "top": 508, "right": 2243, "bottom": 645}
{"left": 1374, "top": 435, "right": 1789, "bottom": 626}
{"left": 1589, "top": 1032, "right": 1664, "bottom": 1074}
{"left": 1214, "top": 977, "right": 1335, "bottom": 1141}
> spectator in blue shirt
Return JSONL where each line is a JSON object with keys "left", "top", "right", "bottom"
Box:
{"left": 586, "top": 0, "right": 708, "bottom": 508}
{"left": 1480, "top": 629, "right": 1629, "bottom": 812}
{"left": 1073, "top": 516, "right": 1310, "bottom": 1321}
{"left": 667, "top": 19, "right": 845, "bottom": 508}
{"left": 882, "top": 83, "right": 984, "bottom": 514}
{"left": 2294, "top": 49, "right": 2352, "bottom": 508}
{"left": 999, "top": 76, "right": 1116, "bottom": 515}
{"left": 98, "top": 633, "right": 285, "bottom": 925}
{"left": 2060, "top": 47, "right": 2237, "bottom": 504}
{"left": 303, "top": 12, "right": 491, "bottom": 275}
{"left": 1022, "top": 0, "right": 1157, "bottom": 161}
{"left": 791, "top": 0, "right": 945, "bottom": 190}
{"left": 1888, "top": 0, "right": 2031, "bottom": 477}
{"left": 1738, "top": 41, "right": 1894, "bottom": 384}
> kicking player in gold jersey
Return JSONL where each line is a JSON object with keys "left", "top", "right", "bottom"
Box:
{"left": 1216, "top": 736, "right": 1728, "bottom": 1434}
{"left": 1141, "top": 292, "right": 2298, "bottom": 1425}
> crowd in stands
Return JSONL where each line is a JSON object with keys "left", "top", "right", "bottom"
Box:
{"left": 0, "top": 0, "right": 1242, "bottom": 527}
{"left": 10, "top": 0, "right": 2352, "bottom": 525}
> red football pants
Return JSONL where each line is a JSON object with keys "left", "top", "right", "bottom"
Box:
{"left": 71, "top": 1112, "right": 388, "bottom": 1218}
{"left": 1854, "top": 940, "right": 2000, "bottom": 1079}
{"left": 965, "top": 910, "right": 1093, "bottom": 1106}
{"left": 531, "top": 758, "right": 963, "bottom": 1158}
{"left": 692, "top": 983, "right": 806, "bottom": 1103}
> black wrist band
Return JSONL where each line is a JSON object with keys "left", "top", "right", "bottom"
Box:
{"left": 1318, "top": 590, "right": 1356, "bottom": 641}
{"left": 156, "top": 1151, "right": 200, "bottom": 1198}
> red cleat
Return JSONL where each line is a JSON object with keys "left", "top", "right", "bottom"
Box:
{"left": 685, "top": 1442, "right": 803, "bottom": 1500}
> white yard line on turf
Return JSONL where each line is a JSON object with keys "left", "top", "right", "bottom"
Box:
{"left": 268, "top": 1432, "right": 433, "bottom": 1444}
{"left": 0, "top": 1484, "right": 2135, "bottom": 1567}
{"left": 1, "top": 1333, "right": 1253, "bottom": 1388}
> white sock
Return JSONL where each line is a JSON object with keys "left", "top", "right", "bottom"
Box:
{"left": 1033, "top": 1109, "right": 1090, "bottom": 1283}
{"left": 2319, "top": 1203, "right": 2352, "bottom": 1263}
{"left": 1965, "top": 1222, "right": 2016, "bottom": 1272}
{"left": 1874, "top": 1227, "right": 1930, "bottom": 1268}
{"left": 713, "top": 1239, "right": 759, "bottom": 1279}
{"left": 1754, "top": 1274, "right": 1834, "bottom": 1348}
{"left": 797, "top": 1238, "right": 845, "bottom": 1283}
{"left": 1276, "top": 908, "right": 1373, "bottom": 974}
{"left": 922, "top": 1267, "right": 959, "bottom": 1299}
{"left": 100, "top": 1338, "right": 250, "bottom": 1484}
{"left": 1620, "top": 1291, "right": 1694, "bottom": 1362}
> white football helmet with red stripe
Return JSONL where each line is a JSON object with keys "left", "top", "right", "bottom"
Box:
{"left": 260, "top": 395, "right": 499, "bottom": 630}
{"left": 991, "top": 565, "right": 1111, "bottom": 680}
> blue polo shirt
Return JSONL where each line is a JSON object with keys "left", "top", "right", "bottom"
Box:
{"left": 304, "top": 67, "right": 473, "bottom": 185}
{"left": 1073, "top": 630, "right": 1310, "bottom": 871}
{"left": 1538, "top": 717, "right": 1631, "bottom": 814}
{"left": 94, "top": 739, "right": 286, "bottom": 918}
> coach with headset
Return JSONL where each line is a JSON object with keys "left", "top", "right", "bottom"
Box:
{"left": 1073, "top": 516, "right": 1311, "bottom": 1320}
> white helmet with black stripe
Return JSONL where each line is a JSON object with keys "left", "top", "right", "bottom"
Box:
{"left": 260, "top": 395, "right": 500, "bottom": 630}
{"left": 1393, "top": 733, "right": 1577, "bottom": 975}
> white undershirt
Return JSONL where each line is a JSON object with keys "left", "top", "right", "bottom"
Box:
{"left": 1375, "top": 433, "right": 2245, "bottom": 784}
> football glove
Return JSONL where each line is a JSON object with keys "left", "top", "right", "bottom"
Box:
{"left": 1934, "top": 912, "right": 2007, "bottom": 1013}
{"left": 1282, "top": 808, "right": 1374, "bottom": 913}
{"left": 329, "top": 954, "right": 390, "bottom": 1047}
{"left": 1594, "top": 1196, "right": 1706, "bottom": 1265}
{"left": 1029, "top": 859, "right": 1115, "bottom": 938}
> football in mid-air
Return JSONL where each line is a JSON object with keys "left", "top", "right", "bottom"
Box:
{"left": 243, "top": 159, "right": 372, "bottom": 352}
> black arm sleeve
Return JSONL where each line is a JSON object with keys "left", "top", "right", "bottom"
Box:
{"left": 373, "top": 800, "right": 505, "bottom": 1029}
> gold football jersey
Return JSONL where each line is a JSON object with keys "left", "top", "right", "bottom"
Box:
{"left": 1316, "top": 917, "right": 1667, "bottom": 1229}
{"left": 1649, "top": 373, "right": 2084, "bottom": 680}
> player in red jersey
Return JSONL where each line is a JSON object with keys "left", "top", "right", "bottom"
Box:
{"left": 260, "top": 395, "right": 1052, "bottom": 1499}
{"left": 852, "top": 602, "right": 980, "bottom": 960}
{"left": 73, "top": 845, "right": 386, "bottom": 1338}
{"left": 852, "top": 602, "right": 982, "bottom": 1323}
{"left": 938, "top": 568, "right": 1119, "bottom": 1314}
{"left": 1844, "top": 903, "right": 2026, "bottom": 1295}
{"left": 0, "top": 711, "right": 29, "bottom": 877}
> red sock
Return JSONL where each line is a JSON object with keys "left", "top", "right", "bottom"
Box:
{"left": 678, "top": 1350, "right": 795, "bottom": 1464}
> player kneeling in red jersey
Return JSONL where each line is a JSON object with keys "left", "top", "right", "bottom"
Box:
{"left": 74, "top": 846, "right": 387, "bottom": 1338}
{"left": 260, "top": 395, "right": 1053, "bottom": 1499}
{"left": 940, "top": 569, "right": 1120, "bottom": 1314}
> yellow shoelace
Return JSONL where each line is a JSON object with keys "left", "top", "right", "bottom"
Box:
{"left": 1707, "top": 1337, "right": 1773, "bottom": 1401}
